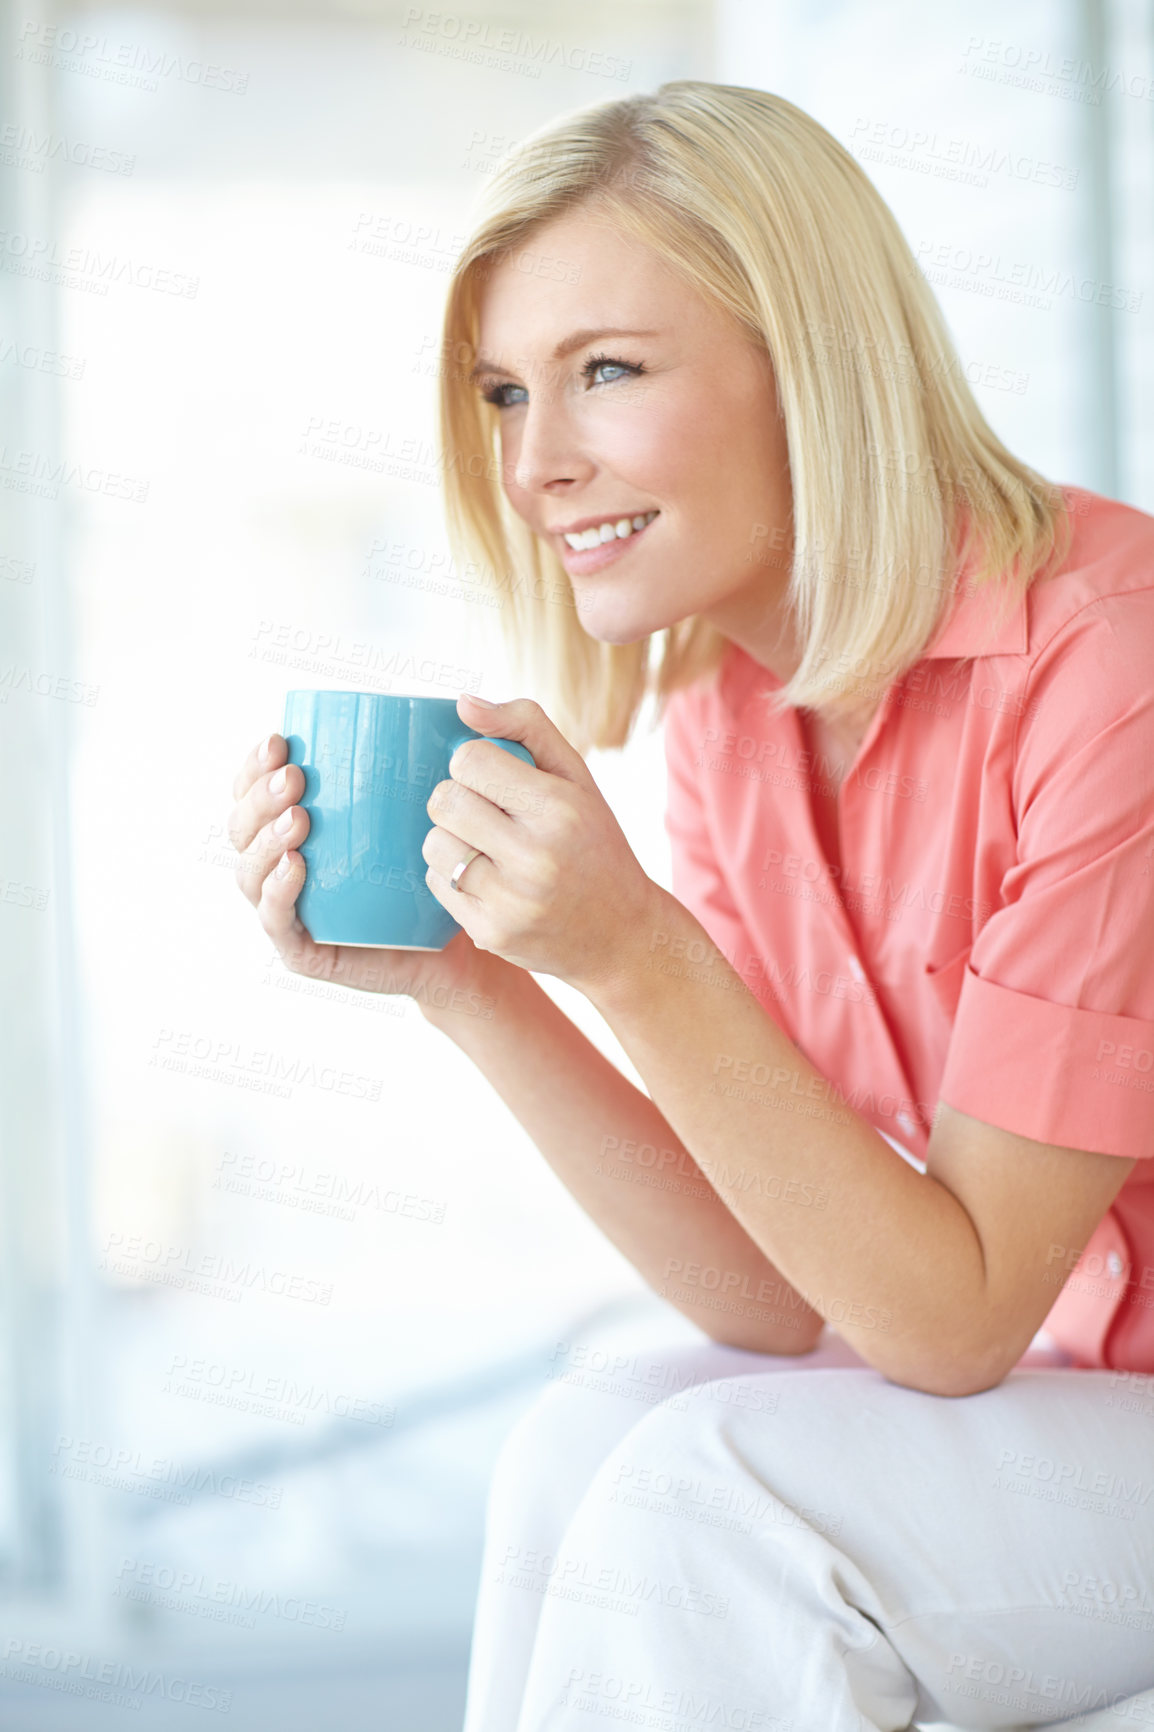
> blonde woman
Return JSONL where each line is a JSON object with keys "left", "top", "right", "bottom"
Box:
{"left": 229, "top": 84, "right": 1154, "bottom": 1730}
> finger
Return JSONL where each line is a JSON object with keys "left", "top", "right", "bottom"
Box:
{"left": 256, "top": 848, "right": 320, "bottom": 969}
{"left": 228, "top": 756, "right": 306, "bottom": 855}
{"left": 453, "top": 694, "right": 590, "bottom": 789}
{"left": 426, "top": 776, "right": 511, "bottom": 859}
{"left": 445, "top": 740, "right": 553, "bottom": 826}
{"left": 236, "top": 801, "right": 310, "bottom": 906}
{"left": 232, "top": 732, "right": 285, "bottom": 804}
{"left": 422, "top": 825, "right": 490, "bottom": 898}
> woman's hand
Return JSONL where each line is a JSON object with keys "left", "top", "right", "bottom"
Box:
{"left": 228, "top": 731, "right": 491, "bottom": 1005}
{"left": 422, "top": 693, "right": 659, "bottom": 998}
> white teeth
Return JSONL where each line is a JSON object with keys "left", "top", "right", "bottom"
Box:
{"left": 563, "top": 510, "right": 657, "bottom": 550}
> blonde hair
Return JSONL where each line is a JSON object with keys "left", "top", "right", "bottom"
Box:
{"left": 437, "top": 80, "right": 1071, "bottom": 753}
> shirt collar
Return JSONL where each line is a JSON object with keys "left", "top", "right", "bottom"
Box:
{"left": 920, "top": 570, "right": 1029, "bottom": 660}
{"left": 718, "top": 539, "right": 1030, "bottom": 714}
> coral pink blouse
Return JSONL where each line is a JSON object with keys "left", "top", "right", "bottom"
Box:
{"left": 662, "top": 486, "right": 1154, "bottom": 1371}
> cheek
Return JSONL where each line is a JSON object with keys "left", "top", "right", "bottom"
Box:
{"left": 627, "top": 397, "right": 753, "bottom": 514}
{"left": 602, "top": 407, "right": 688, "bottom": 483}
{"left": 500, "top": 452, "right": 534, "bottom": 521}
{"left": 504, "top": 479, "right": 531, "bottom": 520}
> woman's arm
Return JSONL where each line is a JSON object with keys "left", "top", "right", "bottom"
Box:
{"left": 418, "top": 953, "right": 825, "bottom": 1355}
{"left": 421, "top": 692, "right": 1139, "bottom": 1396}
{"left": 571, "top": 883, "right": 1136, "bottom": 1397}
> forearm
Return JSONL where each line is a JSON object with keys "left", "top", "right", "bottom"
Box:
{"left": 419, "top": 954, "right": 824, "bottom": 1353}
{"left": 577, "top": 886, "right": 990, "bottom": 1393}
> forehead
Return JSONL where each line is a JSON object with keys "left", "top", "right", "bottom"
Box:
{"left": 473, "top": 208, "right": 686, "bottom": 343}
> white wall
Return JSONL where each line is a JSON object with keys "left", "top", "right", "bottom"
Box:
{"left": 718, "top": 0, "right": 1154, "bottom": 508}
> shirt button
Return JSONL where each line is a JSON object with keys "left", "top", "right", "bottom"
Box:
{"left": 1107, "top": 1251, "right": 1124, "bottom": 1280}
{"left": 847, "top": 954, "right": 866, "bottom": 983}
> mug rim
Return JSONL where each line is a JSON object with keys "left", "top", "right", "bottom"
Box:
{"left": 284, "top": 689, "right": 466, "bottom": 704}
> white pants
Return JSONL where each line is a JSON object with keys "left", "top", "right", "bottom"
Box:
{"left": 462, "top": 1327, "right": 1154, "bottom": 1731}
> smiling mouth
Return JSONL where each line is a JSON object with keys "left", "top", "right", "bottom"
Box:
{"left": 560, "top": 510, "right": 659, "bottom": 550}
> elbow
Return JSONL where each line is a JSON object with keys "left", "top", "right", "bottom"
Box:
{"left": 699, "top": 1313, "right": 827, "bottom": 1357}
{"left": 913, "top": 1367, "right": 1011, "bottom": 1400}
{"left": 884, "top": 1342, "right": 1017, "bottom": 1400}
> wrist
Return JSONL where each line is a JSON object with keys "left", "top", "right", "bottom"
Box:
{"left": 414, "top": 947, "right": 518, "bottom": 1028}
{"left": 571, "top": 880, "right": 686, "bottom": 1018}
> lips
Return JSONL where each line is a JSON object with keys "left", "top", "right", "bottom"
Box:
{"left": 555, "top": 510, "right": 659, "bottom": 574}
{"left": 554, "top": 510, "right": 659, "bottom": 549}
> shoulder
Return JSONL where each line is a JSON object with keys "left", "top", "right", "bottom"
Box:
{"left": 1001, "top": 492, "right": 1154, "bottom": 814}
{"left": 1023, "top": 487, "right": 1154, "bottom": 681}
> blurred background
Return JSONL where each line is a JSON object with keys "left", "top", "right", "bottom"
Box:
{"left": 1, "top": 0, "right": 1152, "bottom": 1725}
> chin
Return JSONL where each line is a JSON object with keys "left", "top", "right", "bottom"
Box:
{"left": 574, "top": 599, "right": 677, "bottom": 646}
{"left": 579, "top": 624, "right": 642, "bottom": 646}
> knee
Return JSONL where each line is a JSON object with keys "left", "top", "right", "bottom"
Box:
{"left": 484, "top": 1367, "right": 736, "bottom": 1527}
{"left": 581, "top": 1372, "right": 791, "bottom": 1507}
{"left": 581, "top": 1380, "right": 723, "bottom": 1495}
{"left": 492, "top": 1376, "right": 588, "bottom": 1486}
{"left": 484, "top": 1373, "right": 634, "bottom": 1532}
{"left": 485, "top": 1359, "right": 791, "bottom": 1538}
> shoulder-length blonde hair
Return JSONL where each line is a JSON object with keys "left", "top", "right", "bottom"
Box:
{"left": 436, "top": 80, "right": 1070, "bottom": 754}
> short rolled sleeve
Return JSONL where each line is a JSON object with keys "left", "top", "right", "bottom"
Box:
{"left": 938, "top": 592, "right": 1154, "bottom": 1159}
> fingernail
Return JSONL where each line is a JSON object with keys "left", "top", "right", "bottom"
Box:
{"left": 275, "top": 852, "right": 292, "bottom": 877}
{"left": 274, "top": 808, "right": 294, "bottom": 835}
{"left": 269, "top": 767, "right": 287, "bottom": 794}
{"left": 258, "top": 734, "right": 275, "bottom": 765}
{"left": 461, "top": 691, "right": 498, "bottom": 707}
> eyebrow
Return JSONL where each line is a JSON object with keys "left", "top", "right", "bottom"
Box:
{"left": 469, "top": 327, "right": 660, "bottom": 384}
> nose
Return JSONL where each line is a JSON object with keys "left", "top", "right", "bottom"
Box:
{"left": 507, "top": 393, "right": 595, "bottom": 496}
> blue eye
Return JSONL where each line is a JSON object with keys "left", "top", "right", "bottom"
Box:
{"left": 481, "top": 381, "right": 529, "bottom": 409}
{"left": 479, "top": 352, "right": 645, "bottom": 408}
{"left": 581, "top": 353, "right": 643, "bottom": 386}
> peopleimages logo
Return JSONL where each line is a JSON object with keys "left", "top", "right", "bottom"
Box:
{"left": 0, "top": 123, "right": 135, "bottom": 174}
{"left": 50, "top": 1435, "right": 283, "bottom": 1509}
{"left": 0, "top": 229, "right": 199, "bottom": 297}
{"left": 1, "top": 1638, "right": 231, "bottom": 1712}
{"left": 15, "top": 20, "right": 249, "bottom": 94}
{"left": 912, "top": 237, "right": 1142, "bottom": 313}
{"left": 101, "top": 1233, "right": 334, "bottom": 1307}
{"left": 114, "top": 1558, "right": 348, "bottom": 1631}
{"left": 397, "top": 7, "right": 632, "bottom": 82}
{"left": 149, "top": 1027, "right": 383, "bottom": 1103}
{"left": 214, "top": 1150, "right": 447, "bottom": 1226}
{"left": 163, "top": 1353, "right": 394, "bottom": 1428}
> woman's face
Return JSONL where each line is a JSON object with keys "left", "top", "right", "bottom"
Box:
{"left": 471, "top": 205, "right": 796, "bottom": 663}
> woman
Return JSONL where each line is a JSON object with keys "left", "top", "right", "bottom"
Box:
{"left": 228, "top": 84, "right": 1154, "bottom": 1729}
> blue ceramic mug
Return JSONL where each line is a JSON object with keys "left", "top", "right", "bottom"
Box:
{"left": 282, "top": 690, "right": 535, "bottom": 949}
